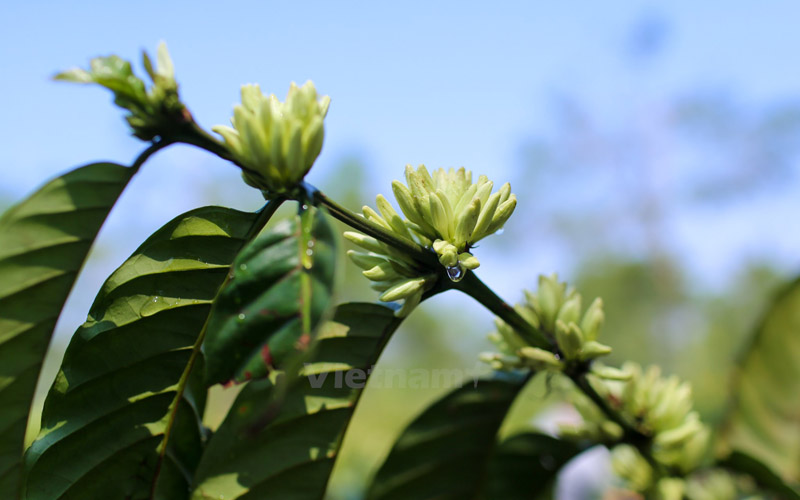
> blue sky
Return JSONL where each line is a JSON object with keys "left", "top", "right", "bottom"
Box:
{"left": 3, "top": 0, "right": 800, "bottom": 340}
{"left": 5, "top": 1, "right": 800, "bottom": 196}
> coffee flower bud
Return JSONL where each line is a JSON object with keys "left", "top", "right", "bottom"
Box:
{"left": 344, "top": 227, "right": 436, "bottom": 317}
{"left": 55, "top": 42, "right": 188, "bottom": 141}
{"left": 612, "top": 445, "right": 653, "bottom": 492}
{"left": 477, "top": 352, "right": 524, "bottom": 371}
{"left": 656, "top": 478, "right": 686, "bottom": 500}
{"left": 213, "top": 81, "right": 330, "bottom": 196}
{"left": 598, "top": 362, "right": 711, "bottom": 472}
{"left": 518, "top": 346, "right": 562, "bottom": 370}
{"left": 390, "top": 165, "right": 516, "bottom": 276}
{"left": 518, "top": 274, "right": 612, "bottom": 362}
{"left": 480, "top": 275, "right": 611, "bottom": 371}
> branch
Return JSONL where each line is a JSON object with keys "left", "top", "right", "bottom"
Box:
{"left": 452, "top": 269, "right": 662, "bottom": 471}
{"left": 307, "top": 184, "right": 439, "bottom": 268}
{"left": 451, "top": 271, "right": 551, "bottom": 349}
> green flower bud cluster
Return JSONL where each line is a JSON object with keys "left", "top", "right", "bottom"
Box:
{"left": 618, "top": 363, "right": 710, "bottom": 472}
{"left": 345, "top": 166, "right": 515, "bottom": 314}
{"left": 344, "top": 225, "right": 436, "bottom": 317}
{"left": 592, "top": 362, "right": 710, "bottom": 480}
{"left": 56, "top": 42, "right": 186, "bottom": 141}
{"left": 481, "top": 274, "right": 612, "bottom": 371}
{"left": 390, "top": 165, "right": 516, "bottom": 274}
{"left": 613, "top": 459, "right": 745, "bottom": 500}
{"left": 213, "top": 81, "right": 330, "bottom": 196}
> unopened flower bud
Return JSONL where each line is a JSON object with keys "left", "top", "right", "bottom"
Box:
{"left": 213, "top": 81, "right": 330, "bottom": 195}
{"left": 555, "top": 320, "right": 584, "bottom": 360}
{"left": 518, "top": 346, "right": 563, "bottom": 370}
{"left": 557, "top": 294, "right": 582, "bottom": 326}
{"left": 579, "top": 340, "right": 613, "bottom": 361}
{"left": 580, "top": 297, "right": 604, "bottom": 342}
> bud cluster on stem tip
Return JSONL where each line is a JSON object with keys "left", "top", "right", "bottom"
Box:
{"left": 213, "top": 81, "right": 330, "bottom": 196}
{"left": 390, "top": 165, "right": 516, "bottom": 275}
{"left": 591, "top": 362, "right": 711, "bottom": 484}
{"left": 55, "top": 42, "right": 187, "bottom": 141}
{"left": 346, "top": 166, "right": 516, "bottom": 311}
{"left": 481, "top": 274, "right": 612, "bottom": 370}
{"left": 612, "top": 455, "right": 740, "bottom": 500}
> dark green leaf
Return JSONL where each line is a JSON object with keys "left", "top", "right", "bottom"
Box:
{"left": 191, "top": 303, "right": 402, "bottom": 500}
{"left": 721, "top": 451, "right": 800, "bottom": 500}
{"left": 366, "top": 375, "right": 575, "bottom": 500}
{"left": 203, "top": 208, "right": 337, "bottom": 385}
{"left": 720, "top": 277, "right": 800, "bottom": 482}
{"left": 0, "top": 162, "right": 134, "bottom": 497}
{"left": 22, "top": 207, "right": 258, "bottom": 500}
{"left": 484, "top": 433, "right": 581, "bottom": 500}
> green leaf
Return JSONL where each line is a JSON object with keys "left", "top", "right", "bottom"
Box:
{"left": 203, "top": 207, "right": 337, "bottom": 385}
{"left": 483, "top": 432, "right": 581, "bottom": 499}
{"left": 720, "top": 277, "right": 800, "bottom": 483}
{"left": 191, "top": 303, "right": 402, "bottom": 500}
{"left": 720, "top": 451, "right": 800, "bottom": 500}
{"left": 22, "top": 206, "right": 259, "bottom": 500}
{"left": 366, "top": 375, "right": 577, "bottom": 500}
{"left": 0, "top": 162, "right": 134, "bottom": 497}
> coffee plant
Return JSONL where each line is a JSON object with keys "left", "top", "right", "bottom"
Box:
{"left": 1, "top": 43, "right": 799, "bottom": 500}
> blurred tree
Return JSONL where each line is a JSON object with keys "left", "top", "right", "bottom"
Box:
{"left": 514, "top": 88, "right": 799, "bottom": 426}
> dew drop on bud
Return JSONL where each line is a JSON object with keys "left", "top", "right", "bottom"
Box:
{"left": 446, "top": 265, "right": 464, "bottom": 282}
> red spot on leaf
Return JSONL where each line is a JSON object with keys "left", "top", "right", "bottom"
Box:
{"left": 261, "top": 345, "right": 274, "bottom": 367}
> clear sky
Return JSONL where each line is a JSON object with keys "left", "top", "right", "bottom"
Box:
{"left": 2, "top": 0, "right": 800, "bottom": 337}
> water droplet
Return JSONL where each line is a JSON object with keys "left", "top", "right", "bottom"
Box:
{"left": 494, "top": 228, "right": 505, "bottom": 235}
{"left": 238, "top": 313, "right": 246, "bottom": 322}
{"left": 305, "top": 249, "right": 314, "bottom": 257}
{"left": 239, "top": 263, "right": 248, "bottom": 271}
{"left": 301, "top": 204, "right": 309, "bottom": 210}
{"left": 446, "top": 265, "right": 464, "bottom": 282}
{"left": 140, "top": 296, "right": 162, "bottom": 317}
{"left": 307, "top": 240, "right": 315, "bottom": 248}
